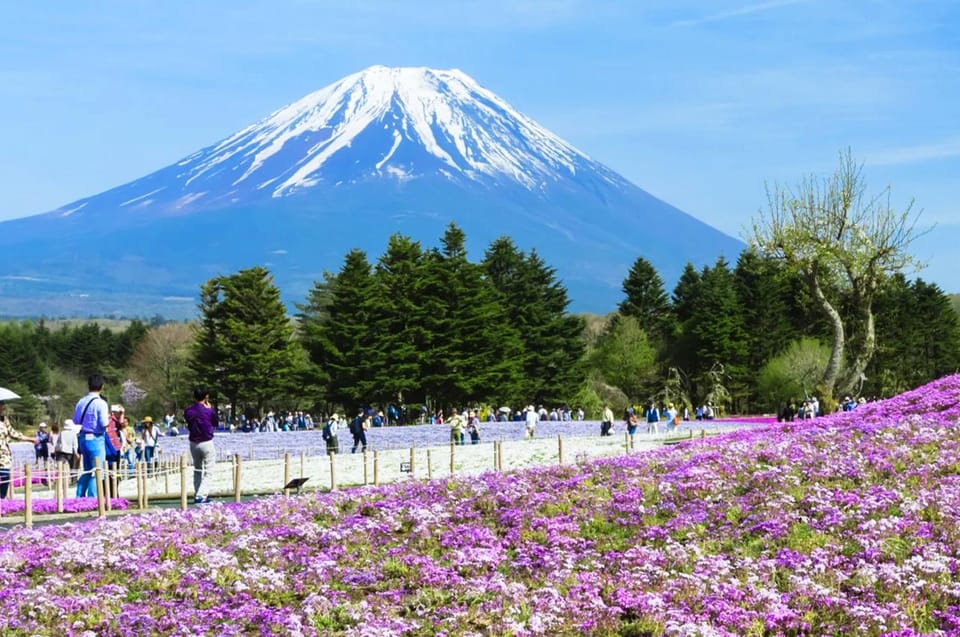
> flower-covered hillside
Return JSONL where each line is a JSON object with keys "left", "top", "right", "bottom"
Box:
{"left": 2, "top": 375, "right": 960, "bottom": 636}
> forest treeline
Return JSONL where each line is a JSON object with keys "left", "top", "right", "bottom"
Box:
{"left": 2, "top": 223, "right": 958, "bottom": 427}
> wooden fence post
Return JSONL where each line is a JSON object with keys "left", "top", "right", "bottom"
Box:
{"left": 105, "top": 462, "right": 115, "bottom": 512}
{"left": 373, "top": 451, "right": 380, "bottom": 486}
{"left": 426, "top": 449, "right": 433, "bottom": 480}
{"left": 409, "top": 448, "right": 415, "bottom": 479}
{"left": 55, "top": 461, "right": 65, "bottom": 514}
{"left": 95, "top": 458, "right": 105, "bottom": 518}
{"left": 558, "top": 434, "right": 564, "bottom": 465}
{"left": 497, "top": 441, "right": 503, "bottom": 472}
{"left": 233, "top": 454, "right": 242, "bottom": 503}
{"left": 135, "top": 461, "right": 143, "bottom": 510}
{"left": 449, "top": 442, "right": 455, "bottom": 476}
{"left": 180, "top": 454, "right": 188, "bottom": 511}
{"left": 363, "top": 451, "right": 369, "bottom": 485}
{"left": 283, "top": 453, "right": 291, "bottom": 496}
{"left": 24, "top": 464, "right": 33, "bottom": 528}
{"left": 328, "top": 452, "right": 337, "bottom": 491}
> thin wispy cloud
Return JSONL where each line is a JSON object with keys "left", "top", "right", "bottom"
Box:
{"left": 672, "top": 0, "right": 808, "bottom": 27}
{"left": 868, "top": 138, "right": 960, "bottom": 166}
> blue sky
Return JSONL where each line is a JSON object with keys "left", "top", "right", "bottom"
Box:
{"left": 1, "top": 1, "right": 958, "bottom": 288}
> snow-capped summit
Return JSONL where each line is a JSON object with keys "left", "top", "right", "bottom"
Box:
{"left": 193, "top": 65, "right": 609, "bottom": 195}
{"left": 0, "top": 65, "right": 743, "bottom": 317}
{"left": 63, "top": 66, "right": 625, "bottom": 217}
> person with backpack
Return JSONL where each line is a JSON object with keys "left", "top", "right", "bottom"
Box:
{"left": 73, "top": 374, "right": 110, "bottom": 498}
{"left": 322, "top": 413, "right": 341, "bottom": 455}
{"left": 349, "top": 409, "right": 368, "bottom": 454}
{"left": 34, "top": 422, "right": 52, "bottom": 469}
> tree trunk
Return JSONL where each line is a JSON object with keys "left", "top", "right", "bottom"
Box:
{"left": 837, "top": 304, "right": 876, "bottom": 397}
{"left": 808, "top": 271, "right": 844, "bottom": 402}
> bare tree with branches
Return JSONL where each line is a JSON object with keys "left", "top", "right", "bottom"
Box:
{"left": 751, "top": 149, "right": 924, "bottom": 403}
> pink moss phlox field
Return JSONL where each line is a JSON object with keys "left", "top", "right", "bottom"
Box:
{"left": 0, "top": 498, "right": 129, "bottom": 516}
{"left": 3, "top": 376, "right": 960, "bottom": 635}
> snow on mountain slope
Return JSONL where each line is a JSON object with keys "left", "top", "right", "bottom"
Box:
{"left": 0, "top": 65, "right": 745, "bottom": 317}
{"left": 58, "top": 65, "right": 625, "bottom": 219}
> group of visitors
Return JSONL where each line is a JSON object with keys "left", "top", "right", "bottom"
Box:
{"left": 64, "top": 374, "right": 216, "bottom": 505}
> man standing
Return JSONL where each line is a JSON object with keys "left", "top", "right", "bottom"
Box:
{"left": 601, "top": 403, "right": 615, "bottom": 437}
{"left": 524, "top": 405, "right": 539, "bottom": 439}
{"left": 183, "top": 386, "right": 217, "bottom": 505}
{"left": 448, "top": 408, "right": 466, "bottom": 446}
{"left": 73, "top": 374, "right": 110, "bottom": 498}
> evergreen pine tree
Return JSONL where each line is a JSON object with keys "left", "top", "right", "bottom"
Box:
{"left": 190, "top": 266, "right": 300, "bottom": 415}
{"left": 369, "top": 234, "right": 427, "bottom": 405}
{"left": 483, "top": 238, "right": 585, "bottom": 405}
{"left": 618, "top": 256, "right": 673, "bottom": 339}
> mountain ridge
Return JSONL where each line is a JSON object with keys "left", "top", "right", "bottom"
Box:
{"left": 0, "top": 65, "right": 745, "bottom": 317}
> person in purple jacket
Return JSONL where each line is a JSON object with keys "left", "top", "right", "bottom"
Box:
{"left": 183, "top": 386, "right": 217, "bottom": 504}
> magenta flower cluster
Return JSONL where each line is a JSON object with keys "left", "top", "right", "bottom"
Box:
{"left": 2, "top": 375, "right": 960, "bottom": 635}
{"left": 0, "top": 498, "right": 129, "bottom": 516}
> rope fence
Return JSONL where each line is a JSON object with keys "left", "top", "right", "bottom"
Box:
{"left": 2, "top": 427, "right": 732, "bottom": 527}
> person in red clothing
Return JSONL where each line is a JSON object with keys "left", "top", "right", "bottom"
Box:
{"left": 104, "top": 404, "right": 125, "bottom": 497}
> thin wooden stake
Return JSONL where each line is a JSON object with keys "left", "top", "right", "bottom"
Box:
{"left": 24, "top": 464, "right": 33, "bottom": 528}
{"left": 328, "top": 451, "right": 337, "bottom": 491}
{"left": 373, "top": 451, "right": 380, "bottom": 486}
{"left": 558, "top": 434, "right": 564, "bottom": 465}
{"left": 426, "top": 449, "right": 433, "bottom": 480}
{"left": 180, "top": 454, "right": 188, "bottom": 511}
{"left": 283, "top": 452, "right": 291, "bottom": 496}
{"left": 449, "top": 442, "right": 455, "bottom": 476}
{"left": 105, "top": 462, "right": 113, "bottom": 512}
{"left": 409, "top": 448, "right": 415, "bottom": 479}
{"left": 95, "top": 458, "right": 105, "bottom": 518}
{"left": 56, "top": 461, "right": 65, "bottom": 514}
{"left": 233, "top": 454, "right": 242, "bottom": 503}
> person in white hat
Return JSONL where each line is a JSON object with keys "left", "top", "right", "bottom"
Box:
{"left": 322, "top": 413, "right": 341, "bottom": 455}
{"left": 34, "top": 421, "right": 52, "bottom": 468}
{"left": 54, "top": 418, "right": 80, "bottom": 473}
{"left": 524, "top": 404, "right": 539, "bottom": 439}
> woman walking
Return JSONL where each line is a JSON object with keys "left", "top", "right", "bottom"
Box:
{"left": 184, "top": 387, "right": 217, "bottom": 505}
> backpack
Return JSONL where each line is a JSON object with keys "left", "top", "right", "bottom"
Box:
{"left": 349, "top": 416, "right": 362, "bottom": 436}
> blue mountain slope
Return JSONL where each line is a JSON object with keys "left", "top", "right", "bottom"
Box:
{"left": 0, "top": 66, "right": 744, "bottom": 317}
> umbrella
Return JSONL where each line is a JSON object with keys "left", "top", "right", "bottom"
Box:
{"left": 498, "top": 406, "right": 512, "bottom": 414}
{"left": 0, "top": 387, "right": 21, "bottom": 402}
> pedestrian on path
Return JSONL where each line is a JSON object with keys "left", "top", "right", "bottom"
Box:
{"left": 184, "top": 386, "right": 217, "bottom": 505}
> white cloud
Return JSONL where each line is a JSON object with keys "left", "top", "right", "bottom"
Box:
{"left": 867, "top": 138, "right": 960, "bottom": 166}
{"left": 671, "top": 0, "right": 808, "bottom": 27}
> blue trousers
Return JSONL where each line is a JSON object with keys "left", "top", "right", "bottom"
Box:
{"left": 77, "top": 434, "right": 106, "bottom": 498}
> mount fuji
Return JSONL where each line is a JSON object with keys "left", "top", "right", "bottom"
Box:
{"left": 0, "top": 66, "right": 744, "bottom": 317}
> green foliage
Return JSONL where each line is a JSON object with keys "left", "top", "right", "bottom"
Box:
{"left": 619, "top": 256, "right": 673, "bottom": 340}
{"left": 757, "top": 338, "right": 831, "bottom": 410}
{"left": 590, "top": 315, "right": 657, "bottom": 403}
{"left": 303, "top": 249, "right": 380, "bottom": 409}
{"left": 419, "top": 224, "right": 525, "bottom": 406}
{"left": 190, "top": 267, "right": 301, "bottom": 415}
{"left": 483, "top": 238, "right": 585, "bottom": 405}
{"left": 866, "top": 275, "right": 960, "bottom": 397}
